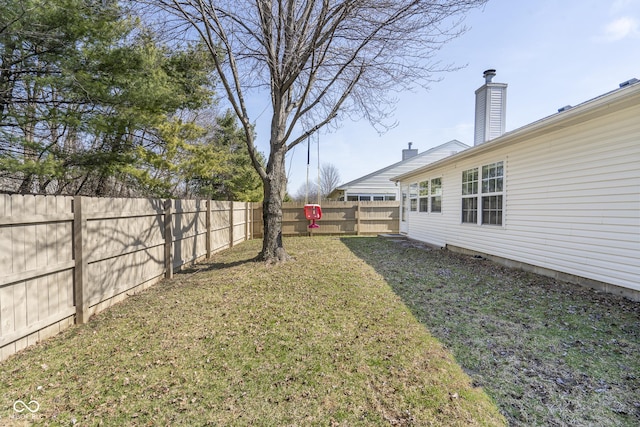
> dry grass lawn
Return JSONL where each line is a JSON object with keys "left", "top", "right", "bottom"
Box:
{"left": 0, "top": 237, "right": 504, "bottom": 426}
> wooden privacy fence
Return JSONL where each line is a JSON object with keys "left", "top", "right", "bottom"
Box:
{"left": 1, "top": 197, "right": 399, "bottom": 360}
{"left": 0, "top": 195, "right": 251, "bottom": 361}
{"left": 252, "top": 201, "right": 400, "bottom": 237}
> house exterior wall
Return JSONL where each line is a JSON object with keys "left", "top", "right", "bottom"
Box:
{"left": 402, "top": 101, "right": 640, "bottom": 294}
{"left": 336, "top": 140, "right": 468, "bottom": 200}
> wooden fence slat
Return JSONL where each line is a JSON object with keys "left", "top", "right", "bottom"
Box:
{"left": 73, "top": 196, "right": 89, "bottom": 324}
{"left": 164, "top": 199, "right": 173, "bottom": 279}
{"left": 206, "top": 200, "right": 212, "bottom": 258}
{"left": 229, "top": 201, "right": 234, "bottom": 248}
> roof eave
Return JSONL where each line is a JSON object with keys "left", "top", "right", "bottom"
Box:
{"left": 391, "top": 82, "right": 640, "bottom": 182}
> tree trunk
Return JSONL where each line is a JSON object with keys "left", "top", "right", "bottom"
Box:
{"left": 259, "top": 143, "right": 291, "bottom": 263}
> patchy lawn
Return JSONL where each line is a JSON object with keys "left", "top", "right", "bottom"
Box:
{"left": 0, "top": 237, "right": 503, "bottom": 426}
{"left": 342, "top": 237, "right": 640, "bottom": 426}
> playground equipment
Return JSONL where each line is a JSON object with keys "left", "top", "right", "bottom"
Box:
{"left": 303, "top": 203, "right": 322, "bottom": 228}
{"left": 303, "top": 136, "right": 322, "bottom": 229}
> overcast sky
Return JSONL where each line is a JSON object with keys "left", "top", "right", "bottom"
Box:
{"left": 249, "top": 0, "right": 640, "bottom": 195}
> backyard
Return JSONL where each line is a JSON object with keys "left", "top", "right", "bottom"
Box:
{"left": 0, "top": 236, "right": 638, "bottom": 426}
{"left": 0, "top": 237, "right": 502, "bottom": 426}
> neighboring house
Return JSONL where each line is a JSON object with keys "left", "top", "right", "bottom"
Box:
{"left": 392, "top": 72, "right": 640, "bottom": 300}
{"left": 328, "top": 140, "right": 469, "bottom": 201}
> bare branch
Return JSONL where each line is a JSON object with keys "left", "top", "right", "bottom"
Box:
{"left": 139, "top": 0, "right": 487, "bottom": 260}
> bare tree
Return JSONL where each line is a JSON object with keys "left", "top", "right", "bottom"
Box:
{"left": 319, "top": 163, "right": 341, "bottom": 199}
{"left": 144, "top": 0, "right": 487, "bottom": 262}
{"left": 292, "top": 182, "right": 319, "bottom": 203}
{"left": 292, "top": 163, "right": 340, "bottom": 201}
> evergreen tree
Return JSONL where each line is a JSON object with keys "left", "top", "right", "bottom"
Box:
{"left": 182, "top": 110, "right": 263, "bottom": 202}
{"left": 0, "top": 0, "right": 218, "bottom": 197}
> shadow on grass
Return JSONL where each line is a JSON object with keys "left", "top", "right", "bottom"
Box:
{"left": 176, "top": 255, "right": 261, "bottom": 276}
{"left": 340, "top": 236, "right": 640, "bottom": 427}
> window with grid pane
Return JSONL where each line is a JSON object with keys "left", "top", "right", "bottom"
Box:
{"left": 481, "top": 161, "right": 503, "bottom": 225}
{"left": 409, "top": 183, "right": 418, "bottom": 211}
{"left": 430, "top": 177, "right": 442, "bottom": 213}
{"left": 461, "top": 168, "right": 478, "bottom": 223}
{"left": 482, "top": 195, "right": 503, "bottom": 225}
{"left": 461, "top": 162, "right": 504, "bottom": 226}
{"left": 418, "top": 180, "right": 429, "bottom": 212}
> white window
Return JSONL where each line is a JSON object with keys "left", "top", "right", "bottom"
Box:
{"left": 415, "top": 177, "right": 443, "bottom": 213}
{"left": 409, "top": 183, "right": 418, "bottom": 212}
{"left": 461, "top": 161, "right": 504, "bottom": 225}
{"left": 481, "top": 162, "right": 504, "bottom": 225}
{"left": 401, "top": 188, "right": 407, "bottom": 222}
{"left": 430, "top": 177, "right": 442, "bottom": 213}
{"left": 418, "top": 180, "right": 429, "bottom": 212}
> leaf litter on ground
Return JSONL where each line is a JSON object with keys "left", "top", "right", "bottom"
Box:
{"left": 342, "top": 236, "right": 640, "bottom": 426}
{"left": 0, "top": 237, "right": 505, "bottom": 426}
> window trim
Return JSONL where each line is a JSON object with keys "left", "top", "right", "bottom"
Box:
{"left": 461, "top": 161, "right": 505, "bottom": 226}
{"left": 430, "top": 177, "right": 442, "bottom": 213}
{"left": 412, "top": 176, "right": 443, "bottom": 214}
{"left": 409, "top": 182, "right": 418, "bottom": 212}
{"left": 418, "top": 180, "right": 429, "bottom": 212}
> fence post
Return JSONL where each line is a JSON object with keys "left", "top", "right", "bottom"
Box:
{"left": 229, "top": 201, "right": 234, "bottom": 247}
{"left": 206, "top": 199, "right": 212, "bottom": 258}
{"left": 245, "top": 203, "right": 250, "bottom": 242}
{"left": 250, "top": 202, "right": 256, "bottom": 239}
{"left": 356, "top": 202, "right": 361, "bottom": 236}
{"left": 73, "top": 196, "right": 89, "bottom": 324}
{"left": 164, "top": 199, "right": 173, "bottom": 279}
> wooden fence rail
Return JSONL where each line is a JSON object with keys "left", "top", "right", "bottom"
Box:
{"left": 1, "top": 197, "right": 399, "bottom": 361}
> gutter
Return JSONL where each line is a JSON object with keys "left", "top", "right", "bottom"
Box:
{"left": 391, "top": 81, "right": 640, "bottom": 183}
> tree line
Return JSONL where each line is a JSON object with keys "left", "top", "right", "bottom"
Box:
{"left": 0, "top": 0, "right": 263, "bottom": 201}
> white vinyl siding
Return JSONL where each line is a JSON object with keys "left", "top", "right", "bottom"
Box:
{"left": 474, "top": 89, "right": 486, "bottom": 145}
{"left": 488, "top": 89, "right": 506, "bottom": 139}
{"left": 402, "top": 101, "right": 640, "bottom": 292}
{"left": 474, "top": 83, "right": 507, "bottom": 145}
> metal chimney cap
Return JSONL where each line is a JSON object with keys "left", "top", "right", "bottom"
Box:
{"left": 408, "top": 142, "right": 413, "bottom": 149}
{"left": 483, "top": 69, "right": 497, "bottom": 83}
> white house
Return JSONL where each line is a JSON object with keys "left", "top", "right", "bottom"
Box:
{"left": 392, "top": 73, "right": 640, "bottom": 301}
{"left": 329, "top": 140, "right": 469, "bottom": 201}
